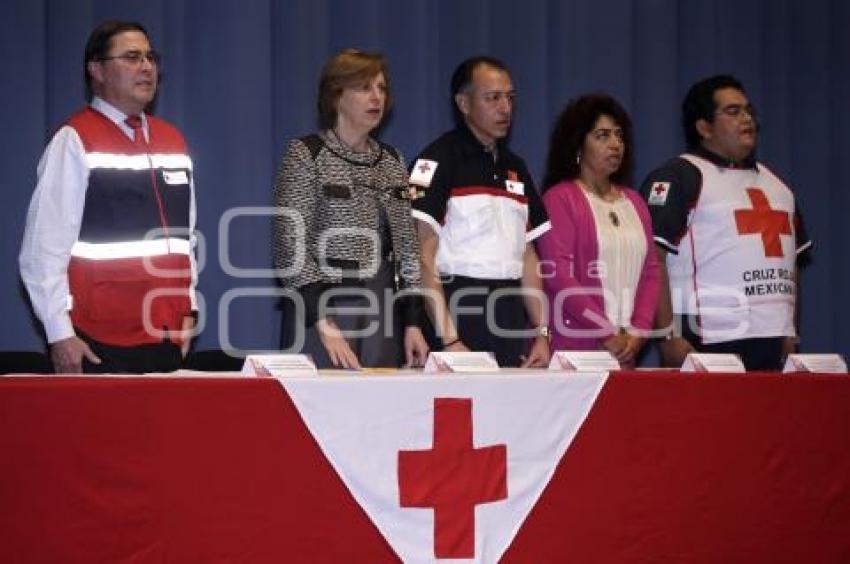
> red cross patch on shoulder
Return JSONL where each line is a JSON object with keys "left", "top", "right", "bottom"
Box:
{"left": 648, "top": 181, "right": 671, "bottom": 206}
{"left": 409, "top": 159, "right": 438, "bottom": 188}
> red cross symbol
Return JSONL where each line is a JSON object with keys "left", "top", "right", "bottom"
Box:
{"left": 418, "top": 161, "right": 431, "bottom": 174}
{"left": 734, "top": 187, "right": 791, "bottom": 257}
{"left": 398, "top": 398, "right": 507, "bottom": 559}
{"left": 653, "top": 183, "right": 667, "bottom": 195}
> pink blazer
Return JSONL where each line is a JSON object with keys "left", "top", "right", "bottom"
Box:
{"left": 536, "top": 180, "right": 660, "bottom": 351}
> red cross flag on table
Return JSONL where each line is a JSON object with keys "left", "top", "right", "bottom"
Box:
{"left": 399, "top": 398, "right": 507, "bottom": 559}
{"left": 279, "top": 373, "right": 607, "bottom": 562}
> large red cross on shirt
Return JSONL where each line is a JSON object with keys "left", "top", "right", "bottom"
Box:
{"left": 398, "top": 397, "right": 508, "bottom": 559}
{"left": 734, "top": 187, "right": 792, "bottom": 257}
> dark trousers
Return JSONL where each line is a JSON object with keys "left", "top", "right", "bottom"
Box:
{"left": 437, "top": 275, "right": 530, "bottom": 368}
{"left": 280, "top": 262, "right": 403, "bottom": 368}
{"left": 678, "top": 315, "right": 786, "bottom": 371}
{"left": 79, "top": 330, "right": 183, "bottom": 374}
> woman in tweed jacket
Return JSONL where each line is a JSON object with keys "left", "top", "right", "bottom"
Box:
{"left": 273, "top": 49, "right": 428, "bottom": 369}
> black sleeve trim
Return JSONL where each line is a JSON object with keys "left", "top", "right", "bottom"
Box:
{"left": 398, "top": 293, "right": 424, "bottom": 328}
{"left": 298, "top": 281, "right": 329, "bottom": 327}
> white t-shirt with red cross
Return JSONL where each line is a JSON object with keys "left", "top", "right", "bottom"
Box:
{"left": 642, "top": 150, "right": 811, "bottom": 344}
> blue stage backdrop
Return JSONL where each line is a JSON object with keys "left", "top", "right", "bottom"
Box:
{"left": 2, "top": 0, "right": 848, "bottom": 362}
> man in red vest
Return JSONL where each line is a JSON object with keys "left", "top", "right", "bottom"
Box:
{"left": 20, "top": 20, "right": 197, "bottom": 373}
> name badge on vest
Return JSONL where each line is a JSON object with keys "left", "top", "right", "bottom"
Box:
{"left": 505, "top": 179, "right": 525, "bottom": 196}
{"left": 163, "top": 170, "right": 189, "bottom": 185}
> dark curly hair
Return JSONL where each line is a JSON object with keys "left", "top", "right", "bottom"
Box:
{"left": 542, "top": 93, "right": 634, "bottom": 191}
{"left": 681, "top": 74, "right": 746, "bottom": 150}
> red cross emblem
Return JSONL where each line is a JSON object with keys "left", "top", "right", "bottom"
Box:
{"left": 734, "top": 187, "right": 792, "bottom": 257}
{"left": 418, "top": 161, "right": 431, "bottom": 174}
{"left": 398, "top": 398, "right": 508, "bottom": 559}
{"left": 653, "top": 183, "right": 667, "bottom": 195}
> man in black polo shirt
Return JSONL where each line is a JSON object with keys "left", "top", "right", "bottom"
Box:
{"left": 410, "top": 56, "right": 551, "bottom": 367}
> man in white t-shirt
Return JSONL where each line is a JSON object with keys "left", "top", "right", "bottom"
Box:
{"left": 640, "top": 75, "right": 811, "bottom": 370}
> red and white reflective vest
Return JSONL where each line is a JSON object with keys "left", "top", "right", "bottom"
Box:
{"left": 66, "top": 108, "right": 193, "bottom": 346}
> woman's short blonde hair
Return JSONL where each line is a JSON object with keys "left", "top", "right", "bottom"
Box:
{"left": 318, "top": 49, "right": 391, "bottom": 129}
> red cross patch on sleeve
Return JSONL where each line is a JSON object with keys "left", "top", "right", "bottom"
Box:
{"left": 409, "top": 159, "right": 438, "bottom": 187}
{"left": 648, "top": 181, "right": 671, "bottom": 206}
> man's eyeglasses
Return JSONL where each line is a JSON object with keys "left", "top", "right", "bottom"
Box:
{"left": 471, "top": 91, "right": 516, "bottom": 105}
{"left": 98, "top": 50, "right": 161, "bottom": 67}
{"left": 717, "top": 104, "right": 756, "bottom": 119}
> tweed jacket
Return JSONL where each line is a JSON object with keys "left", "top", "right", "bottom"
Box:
{"left": 273, "top": 131, "right": 422, "bottom": 321}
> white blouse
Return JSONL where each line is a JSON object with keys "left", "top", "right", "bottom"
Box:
{"left": 581, "top": 188, "right": 647, "bottom": 329}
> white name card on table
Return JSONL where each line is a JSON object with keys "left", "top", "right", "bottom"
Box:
{"left": 681, "top": 353, "right": 746, "bottom": 373}
{"left": 548, "top": 350, "right": 620, "bottom": 372}
{"left": 782, "top": 354, "right": 848, "bottom": 374}
{"left": 423, "top": 351, "right": 499, "bottom": 373}
{"left": 241, "top": 354, "right": 318, "bottom": 377}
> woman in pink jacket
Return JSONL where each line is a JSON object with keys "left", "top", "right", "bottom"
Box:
{"left": 536, "top": 94, "right": 660, "bottom": 367}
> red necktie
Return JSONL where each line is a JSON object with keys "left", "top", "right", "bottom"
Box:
{"left": 125, "top": 115, "right": 147, "bottom": 148}
{"left": 125, "top": 115, "right": 170, "bottom": 239}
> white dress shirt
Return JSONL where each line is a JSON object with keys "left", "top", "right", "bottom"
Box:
{"left": 19, "top": 97, "right": 195, "bottom": 344}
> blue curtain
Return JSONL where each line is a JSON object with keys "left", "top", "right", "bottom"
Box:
{"left": 2, "top": 0, "right": 848, "bottom": 361}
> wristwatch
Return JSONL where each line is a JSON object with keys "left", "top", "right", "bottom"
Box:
{"left": 535, "top": 325, "right": 551, "bottom": 339}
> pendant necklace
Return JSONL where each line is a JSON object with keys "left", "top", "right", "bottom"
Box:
{"left": 579, "top": 178, "right": 621, "bottom": 227}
